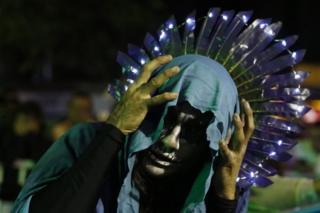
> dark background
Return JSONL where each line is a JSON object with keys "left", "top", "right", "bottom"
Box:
{"left": 0, "top": 0, "right": 318, "bottom": 89}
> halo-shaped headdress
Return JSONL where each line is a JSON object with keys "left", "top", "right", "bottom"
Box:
{"left": 108, "top": 8, "right": 310, "bottom": 188}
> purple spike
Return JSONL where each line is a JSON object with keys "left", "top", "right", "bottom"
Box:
{"left": 235, "top": 35, "right": 299, "bottom": 80}
{"left": 237, "top": 19, "right": 272, "bottom": 43}
{"left": 243, "top": 149, "right": 265, "bottom": 162}
{"left": 257, "top": 116, "right": 302, "bottom": 135}
{"left": 243, "top": 158, "right": 277, "bottom": 176}
{"left": 206, "top": 10, "right": 235, "bottom": 56}
{"left": 247, "top": 148, "right": 292, "bottom": 161}
{"left": 127, "top": 44, "right": 150, "bottom": 66}
{"left": 257, "top": 163, "right": 277, "bottom": 176}
{"left": 158, "top": 26, "right": 170, "bottom": 54}
{"left": 226, "top": 22, "right": 282, "bottom": 72}
{"left": 144, "top": 33, "right": 163, "bottom": 57}
{"left": 239, "top": 166, "right": 274, "bottom": 187}
{"left": 254, "top": 175, "right": 273, "bottom": 187}
{"left": 253, "top": 49, "right": 306, "bottom": 75}
{"left": 215, "top": 10, "right": 253, "bottom": 61}
{"left": 237, "top": 70, "right": 309, "bottom": 92}
{"left": 238, "top": 168, "right": 274, "bottom": 188}
{"left": 116, "top": 51, "right": 141, "bottom": 79}
{"left": 249, "top": 138, "right": 291, "bottom": 154}
{"left": 195, "top": 8, "right": 221, "bottom": 54}
{"left": 261, "top": 71, "right": 309, "bottom": 88}
{"left": 271, "top": 152, "right": 292, "bottom": 161}
{"left": 183, "top": 11, "right": 196, "bottom": 54}
{"left": 157, "top": 16, "right": 183, "bottom": 56}
{"left": 248, "top": 139, "right": 286, "bottom": 155}
{"left": 240, "top": 166, "right": 259, "bottom": 179}
{"left": 237, "top": 176, "right": 253, "bottom": 189}
{"left": 256, "top": 35, "right": 298, "bottom": 62}
{"left": 253, "top": 129, "right": 297, "bottom": 149}
{"left": 259, "top": 101, "right": 310, "bottom": 118}
{"left": 225, "top": 10, "right": 254, "bottom": 38}
{"left": 263, "top": 87, "right": 310, "bottom": 102}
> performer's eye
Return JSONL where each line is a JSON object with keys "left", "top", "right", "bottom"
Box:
{"left": 179, "top": 124, "right": 205, "bottom": 144}
{"left": 179, "top": 138, "right": 188, "bottom": 144}
{"left": 164, "top": 111, "right": 179, "bottom": 130}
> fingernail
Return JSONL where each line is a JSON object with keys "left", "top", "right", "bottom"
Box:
{"left": 172, "top": 66, "right": 180, "bottom": 72}
{"left": 166, "top": 55, "right": 173, "bottom": 60}
{"left": 245, "top": 101, "right": 250, "bottom": 108}
{"left": 234, "top": 113, "right": 239, "bottom": 120}
{"left": 172, "top": 93, "right": 179, "bottom": 98}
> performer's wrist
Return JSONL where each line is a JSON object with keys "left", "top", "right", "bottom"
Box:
{"left": 214, "top": 185, "right": 236, "bottom": 200}
{"left": 212, "top": 169, "right": 237, "bottom": 200}
{"left": 106, "top": 111, "right": 130, "bottom": 136}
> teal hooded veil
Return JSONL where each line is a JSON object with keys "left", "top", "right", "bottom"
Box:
{"left": 13, "top": 54, "right": 249, "bottom": 212}
{"left": 117, "top": 54, "right": 245, "bottom": 212}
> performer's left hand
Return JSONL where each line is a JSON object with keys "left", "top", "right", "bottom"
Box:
{"left": 212, "top": 99, "right": 254, "bottom": 200}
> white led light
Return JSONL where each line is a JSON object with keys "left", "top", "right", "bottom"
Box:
{"left": 281, "top": 40, "right": 287, "bottom": 47}
{"left": 140, "top": 59, "right": 146, "bottom": 65}
{"left": 265, "top": 28, "right": 275, "bottom": 36}
{"left": 250, "top": 171, "right": 255, "bottom": 178}
{"left": 240, "top": 44, "right": 249, "bottom": 49}
{"left": 269, "top": 151, "right": 276, "bottom": 156}
{"left": 277, "top": 140, "right": 283, "bottom": 145}
{"left": 159, "top": 30, "right": 166, "bottom": 40}
{"left": 186, "top": 17, "right": 194, "bottom": 25}
{"left": 291, "top": 52, "right": 297, "bottom": 59}
{"left": 131, "top": 67, "right": 138, "bottom": 74}
{"left": 126, "top": 79, "right": 134, "bottom": 84}
{"left": 208, "top": 12, "right": 213, "bottom": 18}
{"left": 242, "top": 15, "right": 248, "bottom": 23}
{"left": 294, "top": 73, "right": 301, "bottom": 79}
{"left": 259, "top": 23, "right": 267, "bottom": 29}
{"left": 222, "top": 14, "right": 228, "bottom": 21}
{"left": 153, "top": 46, "right": 160, "bottom": 51}
{"left": 168, "top": 23, "right": 174, "bottom": 29}
{"left": 288, "top": 103, "right": 304, "bottom": 112}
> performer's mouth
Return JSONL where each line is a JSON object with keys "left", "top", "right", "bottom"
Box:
{"left": 149, "top": 151, "right": 171, "bottom": 167}
{"left": 147, "top": 147, "right": 178, "bottom": 168}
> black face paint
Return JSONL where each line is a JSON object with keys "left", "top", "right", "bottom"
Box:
{"left": 137, "top": 102, "right": 214, "bottom": 179}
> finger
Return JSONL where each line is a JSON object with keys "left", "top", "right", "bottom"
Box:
{"left": 225, "top": 128, "right": 232, "bottom": 144}
{"left": 134, "top": 55, "right": 173, "bottom": 88}
{"left": 219, "top": 139, "right": 232, "bottom": 160}
{"left": 241, "top": 113, "right": 245, "bottom": 125}
{"left": 233, "top": 113, "right": 245, "bottom": 152}
{"left": 146, "top": 92, "right": 178, "bottom": 106}
{"left": 141, "top": 66, "right": 180, "bottom": 94}
{"left": 242, "top": 100, "right": 255, "bottom": 141}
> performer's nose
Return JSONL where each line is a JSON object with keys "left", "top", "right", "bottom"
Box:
{"left": 161, "top": 125, "right": 181, "bottom": 150}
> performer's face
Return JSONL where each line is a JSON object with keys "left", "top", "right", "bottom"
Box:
{"left": 137, "top": 102, "right": 213, "bottom": 179}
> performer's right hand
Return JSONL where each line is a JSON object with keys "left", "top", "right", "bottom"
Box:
{"left": 107, "top": 55, "right": 180, "bottom": 135}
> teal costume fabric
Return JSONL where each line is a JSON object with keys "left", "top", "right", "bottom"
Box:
{"left": 13, "top": 54, "right": 248, "bottom": 213}
{"left": 117, "top": 54, "right": 243, "bottom": 212}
